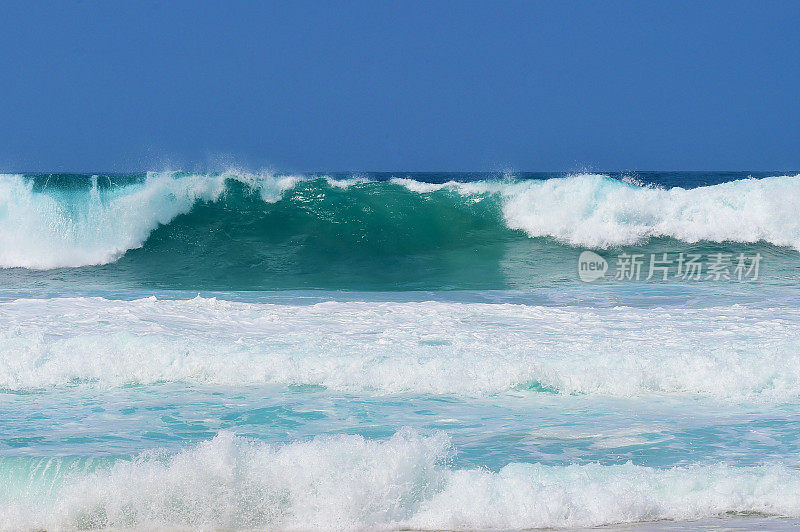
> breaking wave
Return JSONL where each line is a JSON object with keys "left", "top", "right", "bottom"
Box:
{"left": 1, "top": 172, "right": 799, "bottom": 271}
{"left": 2, "top": 429, "right": 799, "bottom": 530}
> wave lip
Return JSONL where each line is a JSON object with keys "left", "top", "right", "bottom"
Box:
{"left": 2, "top": 429, "right": 799, "bottom": 530}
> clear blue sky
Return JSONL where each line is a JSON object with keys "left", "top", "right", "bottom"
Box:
{"left": 1, "top": 0, "right": 799, "bottom": 172}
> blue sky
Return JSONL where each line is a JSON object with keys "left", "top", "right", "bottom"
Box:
{"left": 1, "top": 0, "right": 799, "bottom": 172}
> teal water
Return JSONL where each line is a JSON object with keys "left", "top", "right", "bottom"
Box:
{"left": 2, "top": 171, "right": 800, "bottom": 294}
{"left": 1, "top": 171, "right": 800, "bottom": 529}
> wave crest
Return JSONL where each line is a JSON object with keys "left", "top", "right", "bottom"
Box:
{"left": 2, "top": 172, "right": 800, "bottom": 270}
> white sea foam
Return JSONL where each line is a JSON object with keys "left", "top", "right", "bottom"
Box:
{"left": 2, "top": 429, "right": 799, "bottom": 530}
{"left": 2, "top": 296, "right": 800, "bottom": 402}
{"left": 325, "top": 175, "right": 371, "bottom": 188}
{"left": 0, "top": 173, "right": 224, "bottom": 269}
{"left": 389, "top": 177, "right": 452, "bottom": 193}
{"left": 498, "top": 174, "right": 800, "bottom": 248}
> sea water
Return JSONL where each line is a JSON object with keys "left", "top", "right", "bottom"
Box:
{"left": 1, "top": 171, "right": 799, "bottom": 529}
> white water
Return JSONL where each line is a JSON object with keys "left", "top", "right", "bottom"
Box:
{"left": 500, "top": 174, "right": 800, "bottom": 249}
{"left": 2, "top": 296, "right": 800, "bottom": 402}
{"left": 2, "top": 429, "right": 799, "bottom": 530}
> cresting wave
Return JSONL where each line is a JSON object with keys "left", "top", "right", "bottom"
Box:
{"left": 2, "top": 429, "right": 799, "bottom": 530}
{"left": 4, "top": 296, "right": 800, "bottom": 401}
{"left": 1, "top": 171, "right": 800, "bottom": 270}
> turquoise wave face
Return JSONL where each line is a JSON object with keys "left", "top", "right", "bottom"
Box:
{"left": 120, "top": 178, "right": 524, "bottom": 290}
{"left": 0, "top": 172, "right": 799, "bottom": 292}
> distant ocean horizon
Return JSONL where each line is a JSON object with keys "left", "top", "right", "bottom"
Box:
{"left": 2, "top": 170, "right": 800, "bottom": 529}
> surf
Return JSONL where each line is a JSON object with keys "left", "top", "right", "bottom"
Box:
{"left": 3, "top": 429, "right": 799, "bottom": 530}
{"left": 4, "top": 296, "right": 800, "bottom": 402}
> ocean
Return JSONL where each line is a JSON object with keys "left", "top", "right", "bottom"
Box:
{"left": 1, "top": 171, "right": 800, "bottom": 530}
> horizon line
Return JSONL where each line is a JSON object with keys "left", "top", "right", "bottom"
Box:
{"left": 3, "top": 169, "right": 800, "bottom": 175}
